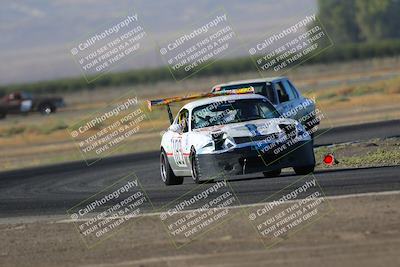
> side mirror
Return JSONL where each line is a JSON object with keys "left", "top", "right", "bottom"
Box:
{"left": 169, "top": 124, "right": 183, "bottom": 133}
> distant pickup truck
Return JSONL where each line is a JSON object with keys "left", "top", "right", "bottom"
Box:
{"left": 0, "top": 91, "right": 65, "bottom": 119}
{"left": 211, "top": 77, "right": 320, "bottom": 135}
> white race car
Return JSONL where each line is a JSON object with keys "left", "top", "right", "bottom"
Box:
{"left": 148, "top": 89, "right": 315, "bottom": 185}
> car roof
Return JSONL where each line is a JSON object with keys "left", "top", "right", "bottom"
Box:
{"left": 212, "top": 77, "right": 286, "bottom": 89}
{"left": 181, "top": 94, "right": 267, "bottom": 111}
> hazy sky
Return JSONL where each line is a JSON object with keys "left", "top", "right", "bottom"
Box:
{"left": 0, "top": 0, "right": 316, "bottom": 85}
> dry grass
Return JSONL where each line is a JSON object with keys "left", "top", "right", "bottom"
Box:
{"left": 311, "top": 76, "right": 400, "bottom": 101}
{"left": 0, "top": 57, "right": 399, "bottom": 170}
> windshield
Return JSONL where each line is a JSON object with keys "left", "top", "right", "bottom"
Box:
{"left": 191, "top": 98, "right": 279, "bottom": 129}
{"left": 21, "top": 92, "right": 33, "bottom": 99}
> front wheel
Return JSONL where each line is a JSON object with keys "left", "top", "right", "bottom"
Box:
{"left": 160, "top": 149, "right": 183, "bottom": 186}
{"left": 293, "top": 165, "right": 315, "bottom": 175}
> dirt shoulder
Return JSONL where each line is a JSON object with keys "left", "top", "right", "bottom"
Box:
{"left": 1, "top": 191, "right": 399, "bottom": 267}
{"left": 315, "top": 137, "right": 400, "bottom": 169}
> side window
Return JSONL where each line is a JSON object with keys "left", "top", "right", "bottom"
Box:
{"left": 288, "top": 80, "right": 300, "bottom": 98}
{"left": 265, "top": 82, "right": 277, "bottom": 104}
{"left": 282, "top": 80, "right": 298, "bottom": 99}
{"left": 253, "top": 84, "right": 266, "bottom": 95}
{"left": 274, "top": 82, "right": 290, "bottom": 103}
{"left": 177, "top": 109, "right": 189, "bottom": 133}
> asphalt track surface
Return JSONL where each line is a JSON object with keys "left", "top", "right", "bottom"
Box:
{"left": 0, "top": 120, "right": 399, "bottom": 218}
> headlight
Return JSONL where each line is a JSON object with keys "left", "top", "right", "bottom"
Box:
{"left": 212, "top": 131, "right": 226, "bottom": 150}
{"left": 211, "top": 131, "right": 225, "bottom": 140}
{"left": 211, "top": 131, "right": 235, "bottom": 150}
{"left": 296, "top": 123, "right": 310, "bottom": 138}
{"left": 295, "top": 123, "right": 305, "bottom": 134}
{"left": 202, "top": 142, "right": 213, "bottom": 148}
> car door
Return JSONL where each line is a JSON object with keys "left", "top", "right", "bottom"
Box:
{"left": 6, "top": 93, "right": 22, "bottom": 113}
{"left": 20, "top": 92, "right": 33, "bottom": 112}
{"left": 169, "top": 109, "right": 190, "bottom": 172}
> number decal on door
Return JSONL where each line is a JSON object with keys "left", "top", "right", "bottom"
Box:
{"left": 172, "top": 137, "right": 186, "bottom": 167}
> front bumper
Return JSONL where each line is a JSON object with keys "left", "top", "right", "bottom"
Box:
{"left": 197, "top": 140, "right": 314, "bottom": 180}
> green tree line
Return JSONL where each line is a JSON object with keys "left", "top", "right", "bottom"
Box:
{"left": 317, "top": 0, "right": 400, "bottom": 43}
{"left": 1, "top": 39, "right": 399, "bottom": 96}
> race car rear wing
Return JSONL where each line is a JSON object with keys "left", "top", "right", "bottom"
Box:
{"left": 147, "top": 87, "right": 254, "bottom": 124}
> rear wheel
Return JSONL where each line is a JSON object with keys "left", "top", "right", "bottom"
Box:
{"left": 160, "top": 149, "right": 183, "bottom": 186}
{"left": 39, "top": 103, "right": 56, "bottom": 115}
{"left": 263, "top": 169, "right": 281, "bottom": 178}
{"left": 293, "top": 165, "right": 315, "bottom": 175}
{"left": 190, "top": 148, "right": 201, "bottom": 184}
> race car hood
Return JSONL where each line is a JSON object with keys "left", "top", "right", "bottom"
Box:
{"left": 192, "top": 118, "right": 297, "bottom": 138}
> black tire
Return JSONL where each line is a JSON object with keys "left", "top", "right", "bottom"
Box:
{"left": 190, "top": 148, "right": 201, "bottom": 184}
{"left": 0, "top": 112, "right": 6, "bottom": 119}
{"left": 39, "top": 103, "right": 56, "bottom": 115}
{"left": 263, "top": 169, "right": 281, "bottom": 178}
{"left": 160, "top": 149, "right": 183, "bottom": 186}
{"left": 293, "top": 165, "right": 315, "bottom": 175}
{"left": 294, "top": 144, "right": 316, "bottom": 175}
